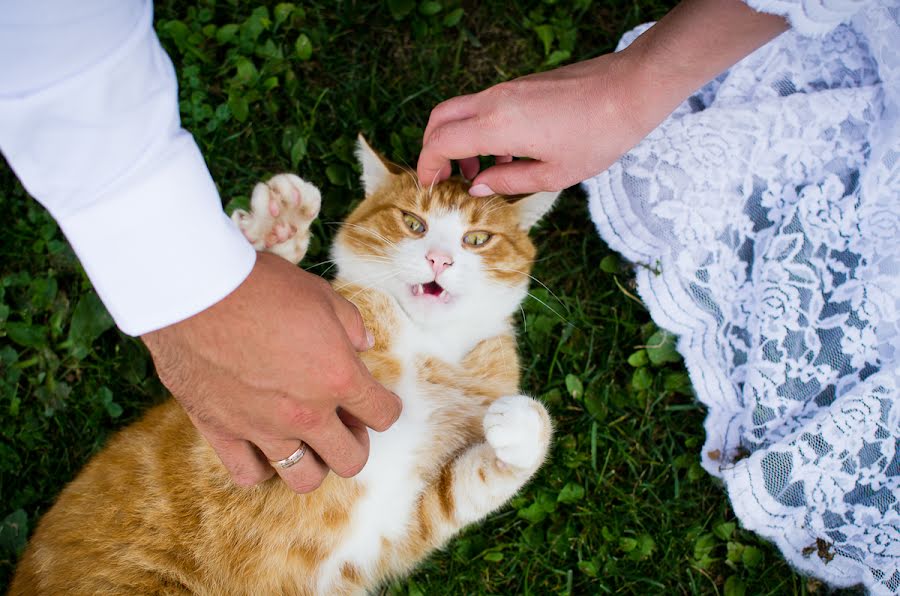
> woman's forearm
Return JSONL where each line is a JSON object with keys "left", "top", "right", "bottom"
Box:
{"left": 623, "top": 0, "right": 789, "bottom": 128}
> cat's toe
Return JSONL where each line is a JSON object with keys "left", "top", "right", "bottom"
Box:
{"left": 231, "top": 208, "right": 253, "bottom": 239}
{"left": 266, "top": 173, "right": 321, "bottom": 223}
{"left": 483, "top": 395, "right": 550, "bottom": 470}
{"left": 233, "top": 174, "right": 322, "bottom": 263}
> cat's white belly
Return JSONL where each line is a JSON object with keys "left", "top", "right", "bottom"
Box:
{"left": 316, "top": 370, "right": 432, "bottom": 593}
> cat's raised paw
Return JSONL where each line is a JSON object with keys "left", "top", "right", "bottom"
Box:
{"left": 231, "top": 173, "right": 322, "bottom": 264}
{"left": 483, "top": 395, "right": 551, "bottom": 470}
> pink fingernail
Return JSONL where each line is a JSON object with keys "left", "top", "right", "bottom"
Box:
{"left": 365, "top": 329, "right": 375, "bottom": 349}
{"left": 469, "top": 184, "right": 494, "bottom": 197}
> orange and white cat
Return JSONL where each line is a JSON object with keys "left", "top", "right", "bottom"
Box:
{"left": 10, "top": 137, "right": 557, "bottom": 595}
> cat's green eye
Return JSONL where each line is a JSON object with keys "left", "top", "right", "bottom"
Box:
{"left": 463, "top": 231, "right": 492, "bottom": 246}
{"left": 402, "top": 212, "right": 426, "bottom": 234}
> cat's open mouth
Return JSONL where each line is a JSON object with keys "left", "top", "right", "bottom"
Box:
{"left": 411, "top": 281, "right": 450, "bottom": 303}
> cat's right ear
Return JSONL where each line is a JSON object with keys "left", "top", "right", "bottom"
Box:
{"left": 513, "top": 190, "right": 560, "bottom": 231}
{"left": 356, "top": 135, "right": 398, "bottom": 196}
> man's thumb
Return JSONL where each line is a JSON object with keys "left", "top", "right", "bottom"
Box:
{"left": 331, "top": 294, "right": 375, "bottom": 352}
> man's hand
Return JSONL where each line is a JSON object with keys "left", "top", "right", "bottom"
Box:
{"left": 141, "top": 252, "right": 402, "bottom": 493}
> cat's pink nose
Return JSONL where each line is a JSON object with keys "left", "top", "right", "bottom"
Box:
{"left": 426, "top": 251, "right": 453, "bottom": 276}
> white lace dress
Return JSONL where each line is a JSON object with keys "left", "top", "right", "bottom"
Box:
{"left": 584, "top": 1, "right": 900, "bottom": 592}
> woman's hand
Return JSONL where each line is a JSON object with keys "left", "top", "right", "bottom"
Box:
{"left": 417, "top": 0, "right": 787, "bottom": 196}
{"left": 417, "top": 50, "right": 662, "bottom": 196}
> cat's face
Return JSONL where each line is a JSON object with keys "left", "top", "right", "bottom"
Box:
{"left": 332, "top": 137, "right": 558, "bottom": 332}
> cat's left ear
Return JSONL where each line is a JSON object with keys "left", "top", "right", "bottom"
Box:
{"left": 356, "top": 134, "right": 401, "bottom": 196}
{"left": 513, "top": 190, "right": 561, "bottom": 230}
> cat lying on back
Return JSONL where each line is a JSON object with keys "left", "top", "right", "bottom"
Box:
{"left": 11, "top": 137, "right": 557, "bottom": 595}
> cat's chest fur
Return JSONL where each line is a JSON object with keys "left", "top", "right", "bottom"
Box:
{"left": 318, "top": 289, "right": 515, "bottom": 590}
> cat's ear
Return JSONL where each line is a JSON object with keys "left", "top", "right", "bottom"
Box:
{"left": 356, "top": 134, "right": 400, "bottom": 196}
{"left": 514, "top": 190, "right": 560, "bottom": 230}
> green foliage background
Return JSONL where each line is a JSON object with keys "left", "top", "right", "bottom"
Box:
{"left": 0, "top": 1, "right": 858, "bottom": 594}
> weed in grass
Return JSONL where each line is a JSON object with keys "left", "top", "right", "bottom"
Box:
{"left": 0, "top": 2, "right": 863, "bottom": 594}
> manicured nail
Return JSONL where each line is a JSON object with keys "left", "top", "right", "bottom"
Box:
{"left": 365, "top": 329, "right": 375, "bottom": 349}
{"left": 469, "top": 184, "right": 494, "bottom": 197}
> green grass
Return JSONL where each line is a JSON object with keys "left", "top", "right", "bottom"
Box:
{"left": 0, "top": 1, "right": 855, "bottom": 594}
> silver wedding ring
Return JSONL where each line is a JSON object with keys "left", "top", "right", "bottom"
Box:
{"left": 269, "top": 442, "right": 307, "bottom": 469}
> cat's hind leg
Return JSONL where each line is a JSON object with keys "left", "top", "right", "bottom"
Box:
{"left": 231, "top": 173, "right": 321, "bottom": 265}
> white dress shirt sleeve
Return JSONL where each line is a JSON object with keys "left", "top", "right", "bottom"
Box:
{"left": 0, "top": 0, "right": 256, "bottom": 336}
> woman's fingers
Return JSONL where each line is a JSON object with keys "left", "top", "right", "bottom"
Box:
{"left": 471, "top": 159, "right": 562, "bottom": 196}
{"left": 459, "top": 157, "right": 480, "bottom": 181}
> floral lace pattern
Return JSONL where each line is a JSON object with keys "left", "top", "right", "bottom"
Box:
{"left": 584, "top": 1, "right": 900, "bottom": 592}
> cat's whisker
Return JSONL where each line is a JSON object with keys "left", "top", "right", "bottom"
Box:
{"left": 475, "top": 201, "right": 504, "bottom": 220}
{"left": 523, "top": 290, "right": 572, "bottom": 326}
{"left": 397, "top": 159, "right": 423, "bottom": 194}
{"left": 307, "top": 255, "right": 396, "bottom": 278}
{"left": 307, "top": 256, "right": 394, "bottom": 269}
{"left": 350, "top": 238, "right": 393, "bottom": 258}
{"left": 325, "top": 221, "right": 399, "bottom": 249}
{"left": 322, "top": 228, "right": 397, "bottom": 258}
{"left": 333, "top": 270, "right": 404, "bottom": 293}
{"left": 482, "top": 267, "right": 569, "bottom": 313}
{"left": 428, "top": 168, "right": 440, "bottom": 197}
{"left": 490, "top": 277, "right": 573, "bottom": 326}
{"left": 493, "top": 335, "right": 511, "bottom": 378}
{"left": 341, "top": 272, "right": 406, "bottom": 302}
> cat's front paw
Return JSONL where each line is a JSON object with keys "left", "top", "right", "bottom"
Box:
{"left": 483, "top": 395, "right": 551, "bottom": 470}
{"left": 231, "top": 173, "right": 322, "bottom": 264}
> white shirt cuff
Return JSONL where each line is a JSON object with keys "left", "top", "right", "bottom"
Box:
{"left": 58, "top": 137, "right": 256, "bottom": 336}
{"left": 0, "top": 0, "right": 256, "bottom": 336}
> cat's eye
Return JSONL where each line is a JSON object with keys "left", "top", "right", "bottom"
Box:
{"left": 463, "top": 231, "right": 492, "bottom": 246}
{"left": 402, "top": 212, "right": 426, "bottom": 234}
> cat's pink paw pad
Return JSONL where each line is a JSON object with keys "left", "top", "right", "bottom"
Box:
{"left": 483, "top": 395, "right": 550, "bottom": 470}
{"left": 231, "top": 173, "right": 322, "bottom": 263}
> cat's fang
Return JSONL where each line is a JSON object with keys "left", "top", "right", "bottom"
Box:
{"left": 439, "top": 290, "right": 450, "bottom": 303}
{"left": 412, "top": 284, "right": 423, "bottom": 296}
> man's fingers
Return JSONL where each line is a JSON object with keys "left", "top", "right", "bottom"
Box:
{"left": 338, "top": 367, "right": 402, "bottom": 432}
{"left": 337, "top": 409, "right": 371, "bottom": 451}
{"left": 471, "top": 160, "right": 560, "bottom": 196}
{"left": 328, "top": 291, "right": 374, "bottom": 352}
{"left": 204, "top": 433, "right": 274, "bottom": 487}
{"left": 326, "top": 278, "right": 402, "bottom": 432}
{"left": 258, "top": 438, "right": 330, "bottom": 494}
{"left": 301, "top": 412, "right": 371, "bottom": 478}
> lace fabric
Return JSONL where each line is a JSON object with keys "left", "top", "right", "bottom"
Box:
{"left": 584, "top": 2, "right": 900, "bottom": 592}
